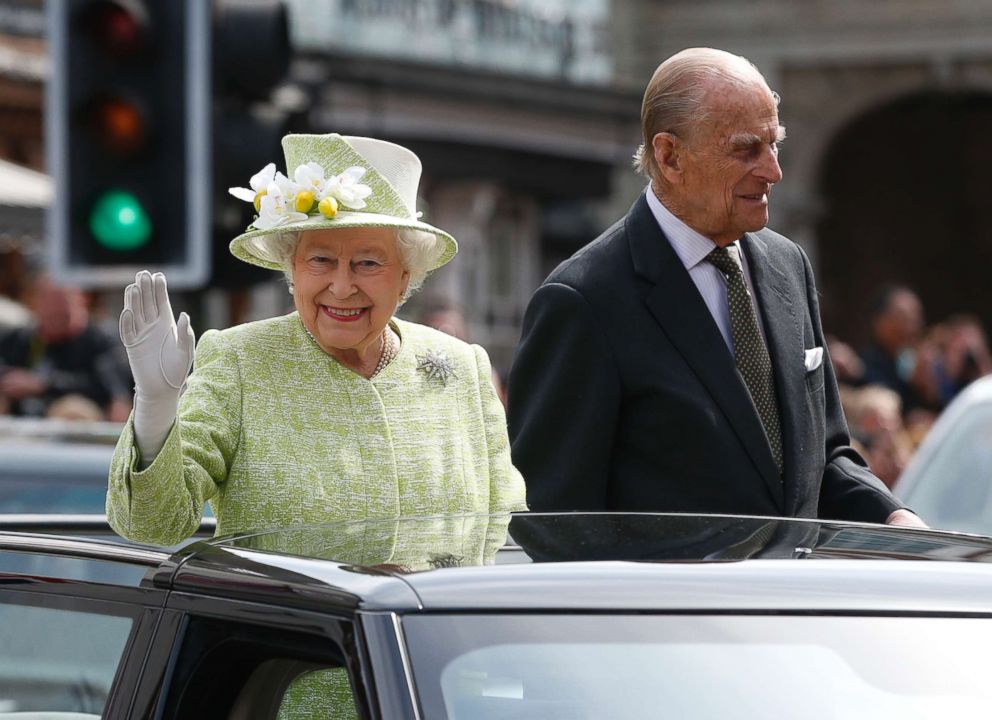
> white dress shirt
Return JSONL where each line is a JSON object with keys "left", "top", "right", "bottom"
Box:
{"left": 644, "top": 186, "right": 768, "bottom": 354}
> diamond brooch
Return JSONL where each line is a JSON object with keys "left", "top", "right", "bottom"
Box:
{"left": 416, "top": 349, "right": 455, "bottom": 386}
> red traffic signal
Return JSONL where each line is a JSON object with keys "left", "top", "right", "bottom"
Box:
{"left": 77, "top": 0, "right": 149, "bottom": 56}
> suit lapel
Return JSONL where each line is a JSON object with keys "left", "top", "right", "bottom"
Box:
{"left": 627, "top": 196, "right": 784, "bottom": 510}
{"left": 741, "top": 232, "right": 804, "bottom": 511}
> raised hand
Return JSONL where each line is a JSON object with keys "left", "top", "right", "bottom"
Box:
{"left": 119, "top": 271, "right": 195, "bottom": 463}
{"left": 120, "top": 271, "right": 195, "bottom": 400}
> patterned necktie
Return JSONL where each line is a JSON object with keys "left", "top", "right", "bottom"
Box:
{"left": 706, "top": 245, "right": 784, "bottom": 475}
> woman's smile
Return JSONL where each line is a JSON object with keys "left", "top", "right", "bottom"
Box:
{"left": 322, "top": 305, "right": 369, "bottom": 323}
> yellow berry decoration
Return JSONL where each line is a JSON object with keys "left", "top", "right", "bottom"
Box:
{"left": 294, "top": 190, "right": 316, "bottom": 213}
{"left": 318, "top": 195, "right": 339, "bottom": 218}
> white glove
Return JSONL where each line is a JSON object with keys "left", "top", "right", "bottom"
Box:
{"left": 119, "top": 271, "right": 195, "bottom": 465}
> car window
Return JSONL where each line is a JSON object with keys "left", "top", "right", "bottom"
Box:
{"left": 0, "top": 443, "right": 213, "bottom": 518}
{"left": 901, "top": 402, "right": 992, "bottom": 534}
{"left": 0, "top": 482, "right": 109, "bottom": 515}
{"left": 0, "top": 592, "right": 136, "bottom": 717}
{"left": 404, "top": 614, "right": 992, "bottom": 719}
{"left": 158, "top": 614, "right": 360, "bottom": 720}
{"left": 0, "top": 550, "right": 150, "bottom": 586}
{"left": 0, "top": 445, "right": 112, "bottom": 515}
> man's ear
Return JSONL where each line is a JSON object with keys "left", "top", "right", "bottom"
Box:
{"left": 652, "top": 132, "right": 682, "bottom": 183}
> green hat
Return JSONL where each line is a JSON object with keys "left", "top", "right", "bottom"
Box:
{"left": 228, "top": 133, "right": 457, "bottom": 272}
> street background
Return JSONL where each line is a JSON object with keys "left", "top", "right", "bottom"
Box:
{"left": 2, "top": 0, "right": 992, "bottom": 486}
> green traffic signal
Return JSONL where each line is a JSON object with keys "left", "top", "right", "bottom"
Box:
{"left": 89, "top": 190, "right": 152, "bottom": 250}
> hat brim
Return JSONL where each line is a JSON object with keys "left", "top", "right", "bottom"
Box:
{"left": 229, "top": 211, "right": 458, "bottom": 272}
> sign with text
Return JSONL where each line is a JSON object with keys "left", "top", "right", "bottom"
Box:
{"left": 286, "top": 0, "right": 611, "bottom": 85}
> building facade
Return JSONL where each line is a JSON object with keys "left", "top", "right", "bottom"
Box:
{"left": 281, "top": 0, "right": 642, "bottom": 371}
{"left": 4, "top": 1, "right": 992, "bottom": 357}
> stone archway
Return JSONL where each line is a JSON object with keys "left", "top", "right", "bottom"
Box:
{"left": 815, "top": 90, "right": 992, "bottom": 346}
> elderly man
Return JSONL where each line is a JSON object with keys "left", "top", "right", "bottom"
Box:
{"left": 508, "top": 48, "right": 922, "bottom": 527}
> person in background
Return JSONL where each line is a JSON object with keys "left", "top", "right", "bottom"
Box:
{"left": 825, "top": 333, "right": 865, "bottom": 387}
{"left": 509, "top": 47, "right": 922, "bottom": 527}
{"left": 416, "top": 294, "right": 508, "bottom": 406}
{"left": 0, "top": 296, "right": 30, "bottom": 334}
{"left": 0, "top": 275, "right": 132, "bottom": 421}
{"left": 933, "top": 314, "right": 992, "bottom": 404}
{"left": 860, "top": 285, "right": 941, "bottom": 413}
{"left": 840, "top": 384, "right": 912, "bottom": 489}
{"left": 417, "top": 295, "right": 470, "bottom": 341}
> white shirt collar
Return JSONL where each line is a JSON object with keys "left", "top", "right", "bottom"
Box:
{"left": 644, "top": 185, "right": 744, "bottom": 268}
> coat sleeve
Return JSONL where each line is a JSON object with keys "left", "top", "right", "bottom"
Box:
{"left": 106, "top": 329, "right": 243, "bottom": 545}
{"left": 508, "top": 282, "right": 622, "bottom": 511}
{"left": 802, "top": 250, "right": 906, "bottom": 522}
{"left": 473, "top": 344, "right": 527, "bottom": 513}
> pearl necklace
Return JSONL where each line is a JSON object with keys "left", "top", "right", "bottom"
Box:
{"left": 370, "top": 326, "right": 398, "bottom": 379}
{"left": 299, "top": 320, "right": 399, "bottom": 380}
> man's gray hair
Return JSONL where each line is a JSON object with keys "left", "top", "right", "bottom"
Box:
{"left": 272, "top": 227, "right": 443, "bottom": 304}
{"left": 632, "top": 48, "right": 778, "bottom": 181}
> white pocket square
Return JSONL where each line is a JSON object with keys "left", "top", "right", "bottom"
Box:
{"left": 804, "top": 346, "right": 823, "bottom": 372}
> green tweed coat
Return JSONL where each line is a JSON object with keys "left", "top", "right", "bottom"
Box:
{"left": 107, "top": 313, "right": 527, "bottom": 546}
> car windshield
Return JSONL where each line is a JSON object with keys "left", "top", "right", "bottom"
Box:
{"left": 404, "top": 614, "right": 992, "bottom": 719}
{"left": 900, "top": 401, "right": 992, "bottom": 534}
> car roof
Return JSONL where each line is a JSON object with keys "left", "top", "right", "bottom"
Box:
{"left": 8, "top": 513, "right": 992, "bottom": 614}
{"left": 157, "top": 513, "right": 992, "bottom": 614}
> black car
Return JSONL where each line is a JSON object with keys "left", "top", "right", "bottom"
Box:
{"left": 2, "top": 512, "right": 992, "bottom": 719}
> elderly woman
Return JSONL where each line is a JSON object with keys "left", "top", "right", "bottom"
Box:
{"left": 107, "top": 133, "right": 526, "bottom": 546}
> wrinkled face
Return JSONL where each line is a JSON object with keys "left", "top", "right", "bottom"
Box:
{"left": 292, "top": 227, "right": 409, "bottom": 358}
{"left": 669, "top": 79, "right": 785, "bottom": 246}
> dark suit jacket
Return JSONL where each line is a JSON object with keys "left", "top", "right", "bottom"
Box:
{"left": 508, "top": 194, "right": 904, "bottom": 522}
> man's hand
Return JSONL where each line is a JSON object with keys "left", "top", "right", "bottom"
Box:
{"left": 0, "top": 369, "right": 46, "bottom": 400}
{"left": 886, "top": 509, "right": 929, "bottom": 529}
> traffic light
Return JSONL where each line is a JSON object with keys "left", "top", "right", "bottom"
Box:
{"left": 47, "top": 0, "right": 210, "bottom": 289}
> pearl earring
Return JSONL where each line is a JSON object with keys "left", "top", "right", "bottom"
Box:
{"left": 288, "top": 283, "right": 294, "bottom": 295}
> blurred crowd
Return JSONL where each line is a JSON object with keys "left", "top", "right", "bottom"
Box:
{"left": 830, "top": 285, "right": 992, "bottom": 488}
{"left": 0, "top": 257, "right": 132, "bottom": 423}
{"left": 1, "top": 258, "right": 989, "bottom": 491}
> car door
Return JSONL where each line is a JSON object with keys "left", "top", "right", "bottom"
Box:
{"left": 0, "top": 532, "right": 170, "bottom": 718}
{"left": 130, "top": 593, "right": 380, "bottom": 720}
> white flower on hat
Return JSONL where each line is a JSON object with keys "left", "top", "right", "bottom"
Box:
{"left": 291, "top": 161, "right": 331, "bottom": 214}
{"left": 324, "top": 166, "right": 372, "bottom": 210}
{"left": 294, "top": 162, "right": 327, "bottom": 194}
{"left": 229, "top": 158, "right": 378, "bottom": 232}
{"left": 228, "top": 162, "right": 277, "bottom": 211}
{"left": 252, "top": 174, "right": 308, "bottom": 230}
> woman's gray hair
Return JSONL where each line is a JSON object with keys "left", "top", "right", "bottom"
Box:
{"left": 632, "top": 48, "right": 777, "bottom": 181}
{"left": 275, "top": 227, "right": 443, "bottom": 303}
